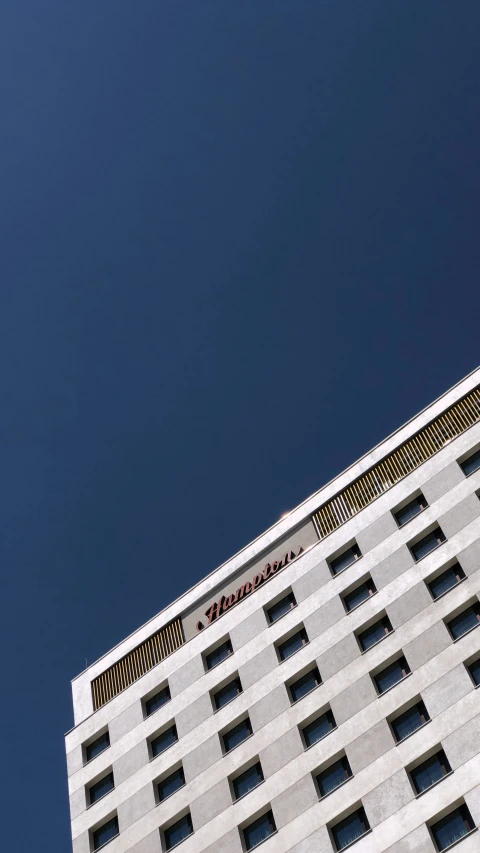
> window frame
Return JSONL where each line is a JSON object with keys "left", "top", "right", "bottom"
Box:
{"left": 289, "top": 666, "right": 322, "bottom": 704}
{"left": 205, "top": 639, "right": 233, "bottom": 672}
{"left": 459, "top": 447, "right": 480, "bottom": 477}
{"left": 150, "top": 724, "right": 178, "bottom": 760}
{"left": 329, "top": 543, "right": 362, "bottom": 577}
{"left": 409, "top": 527, "right": 446, "bottom": 562}
{"left": 222, "top": 717, "right": 253, "bottom": 754}
{"left": 266, "top": 591, "right": 297, "bottom": 625}
{"left": 393, "top": 494, "right": 428, "bottom": 528}
{"left": 342, "top": 578, "right": 377, "bottom": 613}
{"left": 429, "top": 804, "right": 476, "bottom": 851}
{"left": 373, "top": 655, "right": 411, "bottom": 695}
{"left": 144, "top": 685, "right": 171, "bottom": 718}
{"left": 84, "top": 730, "right": 110, "bottom": 765}
{"left": 92, "top": 815, "right": 119, "bottom": 852}
{"left": 163, "top": 813, "right": 194, "bottom": 851}
{"left": 409, "top": 749, "right": 452, "bottom": 796}
{"left": 467, "top": 657, "right": 480, "bottom": 687}
{"left": 277, "top": 627, "right": 309, "bottom": 662}
{"left": 213, "top": 676, "right": 243, "bottom": 711}
{"left": 316, "top": 755, "right": 353, "bottom": 799}
{"left": 156, "top": 767, "right": 186, "bottom": 804}
{"left": 446, "top": 602, "right": 480, "bottom": 641}
{"left": 242, "top": 809, "right": 277, "bottom": 851}
{"left": 357, "top": 615, "right": 393, "bottom": 652}
{"left": 427, "top": 564, "right": 466, "bottom": 601}
{"left": 330, "top": 807, "right": 371, "bottom": 851}
{"left": 231, "top": 761, "right": 264, "bottom": 802}
{"left": 390, "top": 700, "right": 430, "bottom": 744}
{"left": 88, "top": 771, "right": 115, "bottom": 807}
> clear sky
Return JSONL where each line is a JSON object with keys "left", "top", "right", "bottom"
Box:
{"left": 0, "top": 2, "right": 479, "bottom": 850}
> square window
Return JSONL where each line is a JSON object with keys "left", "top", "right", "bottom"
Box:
{"left": 468, "top": 658, "right": 480, "bottom": 686}
{"left": 428, "top": 564, "right": 465, "bottom": 600}
{"left": 151, "top": 725, "right": 178, "bottom": 758}
{"left": 410, "top": 750, "right": 451, "bottom": 794}
{"left": 289, "top": 667, "right": 321, "bottom": 703}
{"left": 85, "top": 731, "right": 110, "bottom": 764}
{"left": 145, "top": 686, "right": 171, "bottom": 717}
{"left": 374, "top": 656, "right": 410, "bottom": 695}
{"left": 430, "top": 804, "right": 475, "bottom": 851}
{"left": 391, "top": 701, "right": 429, "bottom": 742}
{"left": 232, "top": 762, "right": 264, "bottom": 800}
{"left": 460, "top": 448, "right": 480, "bottom": 477}
{"left": 446, "top": 603, "right": 480, "bottom": 640}
{"left": 267, "top": 592, "right": 296, "bottom": 624}
{"left": 329, "top": 544, "right": 362, "bottom": 576}
{"left": 331, "top": 807, "right": 370, "bottom": 851}
{"left": 316, "top": 756, "right": 352, "bottom": 798}
{"left": 357, "top": 616, "right": 393, "bottom": 652}
{"left": 342, "top": 578, "right": 376, "bottom": 613}
{"left": 243, "top": 810, "right": 276, "bottom": 851}
{"left": 88, "top": 772, "right": 114, "bottom": 805}
{"left": 394, "top": 494, "right": 428, "bottom": 527}
{"left": 277, "top": 628, "right": 309, "bottom": 661}
{"left": 302, "top": 709, "right": 336, "bottom": 748}
{"left": 92, "top": 816, "right": 119, "bottom": 851}
{"left": 205, "top": 639, "right": 233, "bottom": 671}
{"left": 410, "top": 527, "right": 446, "bottom": 562}
{"left": 213, "top": 677, "right": 242, "bottom": 710}
{"left": 157, "top": 767, "right": 185, "bottom": 802}
{"left": 164, "top": 813, "right": 193, "bottom": 850}
{"left": 222, "top": 718, "right": 252, "bottom": 753}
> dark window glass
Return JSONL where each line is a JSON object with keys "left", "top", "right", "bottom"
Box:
{"left": 343, "top": 579, "right": 376, "bottom": 612}
{"left": 410, "top": 750, "right": 451, "bottom": 794}
{"left": 164, "top": 814, "right": 193, "bottom": 850}
{"left": 329, "top": 544, "right": 362, "bottom": 576}
{"left": 410, "top": 528, "right": 446, "bottom": 562}
{"left": 243, "top": 810, "right": 276, "bottom": 851}
{"left": 317, "top": 757, "right": 352, "bottom": 797}
{"left": 290, "top": 667, "right": 321, "bottom": 703}
{"left": 278, "top": 628, "right": 309, "bottom": 661}
{"left": 145, "top": 686, "right": 171, "bottom": 717}
{"left": 232, "top": 762, "right": 264, "bottom": 800}
{"left": 331, "top": 808, "right": 370, "bottom": 851}
{"left": 391, "top": 701, "right": 429, "bottom": 742}
{"left": 358, "top": 617, "right": 392, "bottom": 652}
{"left": 267, "top": 592, "right": 296, "bottom": 624}
{"left": 468, "top": 659, "right": 480, "bottom": 686}
{"left": 213, "top": 677, "right": 242, "bottom": 710}
{"left": 89, "top": 772, "right": 114, "bottom": 805}
{"left": 157, "top": 768, "right": 185, "bottom": 802}
{"left": 428, "top": 565, "right": 465, "bottom": 600}
{"left": 431, "top": 805, "right": 475, "bottom": 851}
{"left": 223, "top": 718, "right": 252, "bottom": 753}
{"left": 460, "top": 448, "right": 480, "bottom": 477}
{"left": 447, "top": 604, "right": 480, "bottom": 640}
{"left": 394, "top": 495, "right": 428, "bottom": 527}
{"left": 92, "top": 816, "right": 119, "bottom": 851}
{"left": 151, "top": 725, "right": 178, "bottom": 758}
{"left": 85, "top": 731, "right": 110, "bottom": 763}
{"left": 374, "top": 656, "right": 410, "bottom": 695}
{"left": 205, "top": 639, "right": 233, "bottom": 671}
{"left": 303, "top": 710, "right": 336, "bottom": 748}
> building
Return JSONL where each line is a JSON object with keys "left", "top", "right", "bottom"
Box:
{"left": 66, "top": 368, "right": 480, "bottom": 853}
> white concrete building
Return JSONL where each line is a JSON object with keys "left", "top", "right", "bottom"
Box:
{"left": 66, "top": 368, "right": 480, "bottom": 853}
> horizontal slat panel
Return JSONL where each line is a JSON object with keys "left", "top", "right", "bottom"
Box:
{"left": 312, "top": 387, "right": 480, "bottom": 539}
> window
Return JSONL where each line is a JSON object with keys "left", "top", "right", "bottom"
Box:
{"left": 289, "top": 667, "right": 321, "bottom": 703}
{"left": 151, "top": 725, "right": 178, "bottom": 758}
{"left": 222, "top": 718, "right": 252, "bottom": 753}
{"left": 374, "top": 656, "right": 410, "bottom": 695}
{"left": 205, "top": 639, "right": 233, "bottom": 671}
{"left": 468, "top": 658, "right": 480, "bottom": 686}
{"left": 232, "top": 762, "right": 264, "bottom": 800}
{"left": 430, "top": 804, "right": 476, "bottom": 851}
{"left": 460, "top": 448, "right": 480, "bottom": 477}
{"left": 277, "top": 628, "right": 309, "bottom": 661}
{"left": 342, "top": 578, "right": 376, "bottom": 613}
{"left": 302, "top": 709, "right": 336, "bottom": 748}
{"left": 410, "top": 527, "right": 446, "bottom": 561}
{"left": 329, "top": 544, "right": 362, "bottom": 576}
{"left": 446, "top": 603, "right": 480, "bottom": 640}
{"left": 331, "top": 807, "right": 370, "bottom": 851}
{"left": 267, "top": 592, "right": 296, "bottom": 624}
{"left": 428, "top": 564, "right": 465, "bottom": 600}
{"left": 213, "top": 677, "right": 242, "bottom": 710}
{"left": 243, "top": 810, "right": 276, "bottom": 850}
{"left": 164, "top": 813, "right": 193, "bottom": 850}
{"left": 85, "top": 731, "right": 110, "bottom": 764}
{"left": 157, "top": 767, "right": 185, "bottom": 802}
{"left": 357, "top": 616, "right": 393, "bottom": 652}
{"left": 88, "top": 772, "right": 114, "bottom": 805}
{"left": 409, "top": 750, "right": 451, "bottom": 795}
{"left": 394, "top": 494, "right": 428, "bottom": 527}
{"left": 145, "top": 686, "right": 171, "bottom": 717}
{"left": 92, "top": 816, "right": 119, "bottom": 851}
{"left": 316, "top": 756, "right": 352, "bottom": 798}
{"left": 391, "top": 701, "right": 429, "bottom": 742}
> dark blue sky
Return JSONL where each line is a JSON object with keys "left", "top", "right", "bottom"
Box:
{"left": 1, "top": 2, "right": 479, "bottom": 849}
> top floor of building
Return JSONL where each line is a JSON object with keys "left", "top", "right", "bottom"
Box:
{"left": 68, "top": 367, "right": 480, "bottom": 732}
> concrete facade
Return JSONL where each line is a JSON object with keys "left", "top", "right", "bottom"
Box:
{"left": 66, "top": 369, "right": 480, "bottom": 853}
